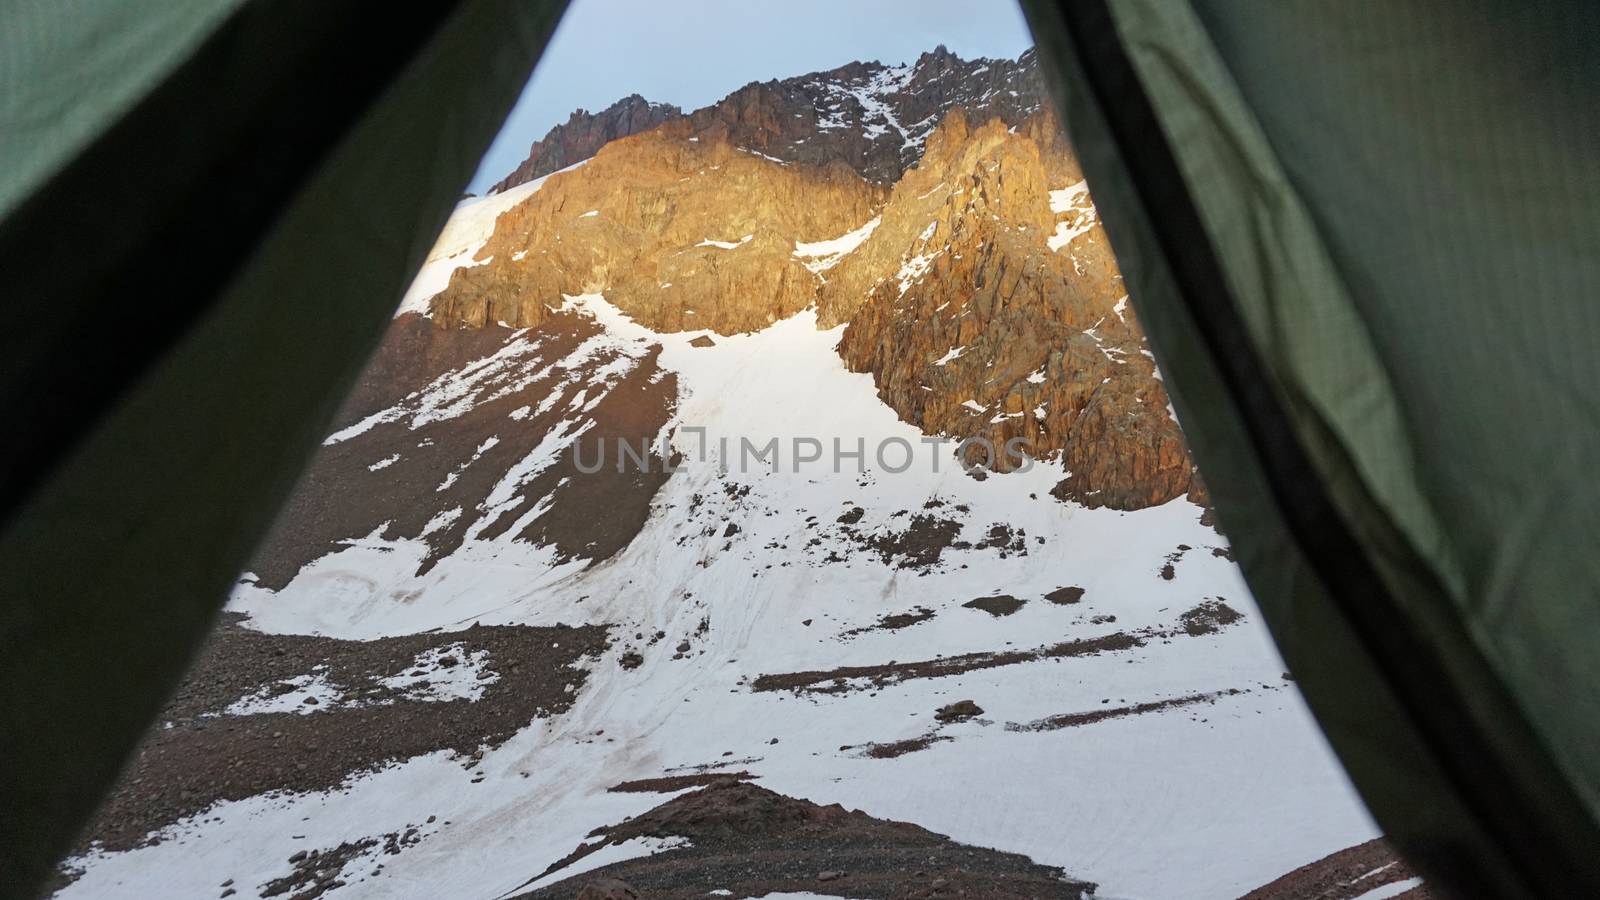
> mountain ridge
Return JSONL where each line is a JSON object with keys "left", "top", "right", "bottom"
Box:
{"left": 489, "top": 45, "right": 1046, "bottom": 193}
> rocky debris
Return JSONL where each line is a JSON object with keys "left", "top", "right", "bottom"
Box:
{"left": 1005, "top": 688, "right": 1254, "bottom": 733}
{"left": 841, "top": 606, "right": 937, "bottom": 637}
{"left": 1046, "top": 586, "right": 1086, "bottom": 605}
{"left": 1241, "top": 838, "right": 1431, "bottom": 899}
{"left": 975, "top": 523, "right": 1029, "bottom": 555}
{"left": 753, "top": 630, "right": 1144, "bottom": 696}
{"left": 860, "top": 513, "right": 964, "bottom": 569}
{"left": 688, "top": 334, "right": 716, "bottom": 348}
{"left": 753, "top": 602, "right": 1248, "bottom": 696}
{"left": 962, "top": 594, "right": 1026, "bottom": 617}
{"left": 261, "top": 839, "right": 372, "bottom": 899}
{"left": 491, "top": 94, "right": 681, "bottom": 193}
{"left": 574, "top": 877, "right": 640, "bottom": 900}
{"left": 609, "top": 772, "right": 757, "bottom": 794}
{"left": 935, "top": 700, "right": 984, "bottom": 723}
{"left": 71, "top": 614, "right": 606, "bottom": 855}
{"left": 849, "top": 733, "right": 954, "bottom": 759}
{"left": 257, "top": 822, "right": 425, "bottom": 900}
{"left": 1157, "top": 544, "right": 1191, "bottom": 582}
{"left": 1178, "top": 599, "right": 1244, "bottom": 636}
{"left": 516, "top": 781, "right": 1093, "bottom": 898}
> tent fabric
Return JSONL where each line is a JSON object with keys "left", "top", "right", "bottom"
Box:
{"left": 0, "top": 2, "right": 566, "bottom": 896}
{"left": 1021, "top": 1, "right": 1600, "bottom": 896}
{"left": 0, "top": 0, "right": 243, "bottom": 221}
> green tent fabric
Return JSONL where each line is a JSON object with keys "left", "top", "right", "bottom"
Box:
{"left": 0, "top": 2, "right": 566, "bottom": 896}
{"left": 1020, "top": 1, "right": 1600, "bottom": 896}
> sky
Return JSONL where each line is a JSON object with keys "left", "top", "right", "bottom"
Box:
{"left": 466, "top": 0, "right": 1036, "bottom": 192}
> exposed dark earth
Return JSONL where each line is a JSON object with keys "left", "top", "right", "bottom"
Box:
{"left": 751, "top": 599, "right": 1247, "bottom": 696}
{"left": 515, "top": 781, "right": 1097, "bottom": 899}
{"left": 66, "top": 615, "right": 606, "bottom": 857}
{"left": 1240, "top": 838, "right": 1432, "bottom": 899}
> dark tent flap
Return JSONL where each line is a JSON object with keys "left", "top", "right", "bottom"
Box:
{"left": 1022, "top": 0, "right": 1600, "bottom": 896}
{"left": 0, "top": 2, "right": 566, "bottom": 895}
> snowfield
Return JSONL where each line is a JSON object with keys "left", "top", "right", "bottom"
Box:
{"left": 62, "top": 291, "right": 1377, "bottom": 898}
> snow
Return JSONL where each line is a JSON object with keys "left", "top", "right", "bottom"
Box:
{"left": 739, "top": 147, "right": 788, "bottom": 165}
{"left": 64, "top": 209, "right": 1378, "bottom": 899}
{"left": 523, "top": 836, "right": 690, "bottom": 891}
{"left": 697, "top": 234, "right": 754, "bottom": 250}
{"left": 1049, "top": 180, "right": 1091, "bottom": 214}
{"left": 377, "top": 643, "right": 498, "bottom": 703}
{"left": 222, "top": 667, "right": 342, "bottom": 716}
{"left": 1048, "top": 180, "right": 1099, "bottom": 253}
{"left": 896, "top": 251, "right": 937, "bottom": 296}
{"left": 395, "top": 160, "right": 588, "bottom": 317}
{"left": 322, "top": 319, "right": 649, "bottom": 448}
{"left": 808, "top": 62, "right": 923, "bottom": 150}
{"left": 933, "top": 346, "right": 966, "bottom": 367}
{"left": 1353, "top": 878, "right": 1424, "bottom": 900}
{"left": 793, "top": 217, "right": 880, "bottom": 273}
{"left": 217, "top": 645, "right": 494, "bottom": 718}
{"left": 579, "top": 209, "right": 599, "bottom": 218}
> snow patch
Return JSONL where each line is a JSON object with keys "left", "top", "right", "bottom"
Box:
{"left": 793, "top": 217, "right": 881, "bottom": 273}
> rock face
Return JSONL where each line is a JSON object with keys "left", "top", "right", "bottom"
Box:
{"left": 488, "top": 94, "right": 681, "bottom": 194}
{"left": 437, "top": 46, "right": 1196, "bottom": 511}
{"left": 434, "top": 126, "right": 884, "bottom": 335}
{"left": 825, "top": 109, "right": 1194, "bottom": 506}
{"left": 491, "top": 46, "right": 1046, "bottom": 193}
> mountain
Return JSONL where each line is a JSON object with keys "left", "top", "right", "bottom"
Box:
{"left": 490, "top": 45, "right": 1047, "bottom": 194}
{"left": 56, "top": 47, "right": 1387, "bottom": 900}
{"left": 488, "top": 94, "right": 681, "bottom": 194}
{"left": 435, "top": 104, "right": 1192, "bottom": 510}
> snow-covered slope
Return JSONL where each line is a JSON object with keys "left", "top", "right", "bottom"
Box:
{"left": 61, "top": 291, "right": 1378, "bottom": 899}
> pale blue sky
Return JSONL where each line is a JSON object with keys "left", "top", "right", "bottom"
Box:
{"left": 467, "top": 0, "right": 1035, "bottom": 191}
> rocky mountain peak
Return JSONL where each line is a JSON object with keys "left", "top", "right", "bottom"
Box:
{"left": 488, "top": 93, "right": 682, "bottom": 194}
{"left": 819, "top": 107, "right": 1195, "bottom": 505}
{"left": 491, "top": 47, "right": 1047, "bottom": 194}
